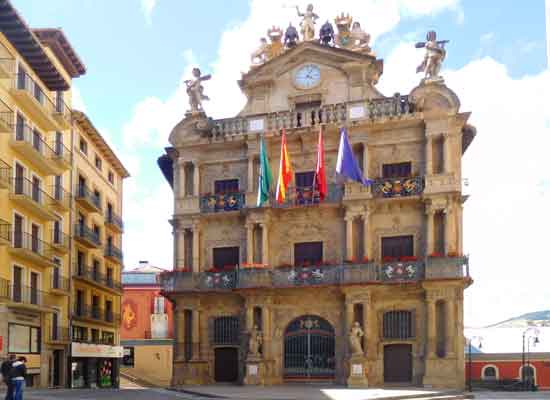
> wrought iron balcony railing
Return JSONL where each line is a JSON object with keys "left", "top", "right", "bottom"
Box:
{"left": 371, "top": 176, "right": 424, "bottom": 198}
{"left": 161, "top": 257, "right": 469, "bottom": 293}
{"left": 10, "top": 177, "right": 55, "bottom": 208}
{"left": 14, "top": 72, "right": 57, "bottom": 115}
{"left": 271, "top": 183, "right": 343, "bottom": 208}
{"left": 0, "top": 219, "right": 11, "bottom": 243}
{"left": 73, "top": 262, "right": 122, "bottom": 292}
{"left": 51, "top": 184, "right": 71, "bottom": 208}
{"left": 51, "top": 272, "right": 70, "bottom": 292}
{"left": 0, "top": 158, "right": 10, "bottom": 188}
{"left": 54, "top": 97, "right": 71, "bottom": 124}
{"left": 105, "top": 210, "right": 124, "bottom": 231}
{"left": 104, "top": 244, "right": 123, "bottom": 263}
{"left": 210, "top": 95, "right": 414, "bottom": 138}
{"left": 51, "top": 229, "right": 70, "bottom": 250}
{"left": 51, "top": 139, "right": 72, "bottom": 165}
{"left": 9, "top": 284, "right": 52, "bottom": 307}
{"left": 200, "top": 191, "right": 245, "bottom": 213}
{"left": 75, "top": 184, "right": 101, "bottom": 210}
{"left": 0, "top": 98, "right": 13, "bottom": 131}
{"left": 49, "top": 326, "right": 70, "bottom": 342}
{"left": 74, "top": 223, "right": 101, "bottom": 247}
{"left": 11, "top": 230, "right": 55, "bottom": 261}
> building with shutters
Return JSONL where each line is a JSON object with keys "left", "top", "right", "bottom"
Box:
{"left": 120, "top": 261, "right": 174, "bottom": 387}
{"left": 158, "top": 13, "right": 476, "bottom": 388}
{"left": 0, "top": 0, "right": 128, "bottom": 388}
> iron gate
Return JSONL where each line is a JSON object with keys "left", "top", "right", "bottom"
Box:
{"left": 284, "top": 315, "right": 335, "bottom": 380}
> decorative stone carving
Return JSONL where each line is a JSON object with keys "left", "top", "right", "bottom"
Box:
{"left": 248, "top": 325, "right": 263, "bottom": 357}
{"left": 267, "top": 26, "right": 284, "bottom": 59}
{"left": 349, "top": 321, "right": 364, "bottom": 355}
{"left": 415, "top": 30, "right": 449, "bottom": 83}
{"left": 185, "top": 67, "right": 211, "bottom": 114}
{"left": 334, "top": 13, "right": 353, "bottom": 49}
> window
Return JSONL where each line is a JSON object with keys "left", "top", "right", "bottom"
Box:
{"left": 95, "top": 155, "right": 102, "bottom": 170}
{"left": 213, "top": 316, "right": 240, "bottom": 345}
{"left": 436, "top": 300, "right": 446, "bottom": 358}
{"left": 214, "top": 179, "right": 239, "bottom": 194}
{"left": 482, "top": 366, "right": 498, "bottom": 380}
{"left": 213, "top": 247, "right": 239, "bottom": 269}
{"left": 432, "top": 136, "right": 444, "bottom": 174}
{"left": 294, "top": 241, "right": 322, "bottom": 266}
{"left": 72, "top": 325, "right": 87, "bottom": 342}
{"left": 383, "top": 310, "right": 414, "bottom": 339}
{"left": 56, "top": 91, "right": 64, "bottom": 113}
{"left": 91, "top": 328, "right": 100, "bottom": 343}
{"left": 382, "top": 162, "right": 411, "bottom": 178}
{"left": 15, "top": 113, "right": 25, "bottom": 140}
{"left": 102, "top": 331, "right": 114, "bottom": 345}
{"left": 108, "top": 171, "right": 114, "bottom": 184}
{"left": 79, "top": 137, "right": 88, "bottom": 155}
{"left": 153, "top": 296, "right": 165, "bottom": 314}
{"left": 295, "top": 171, "right": 315, "bottom": 188}
{"left": 381, "top": 235, "right": 414, "bottom": 259}
{"left": 184, "top": 309, "right": 193, "bottom": 360}
{"left": 8, "top": 324, "right": 41, "bottom": 353}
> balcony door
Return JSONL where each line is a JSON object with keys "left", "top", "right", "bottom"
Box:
{"left": 12, "top": 265, "right": 22, "bottom": 302}
{"left": 78, "top": 176, "right": 86, "bottom": 196}
{"left": 16, "top": 66, "right": 26, "bottom": 90}
{"left": 52, "top": 311, "right": 59, "bottom": 340}
{"left": 32, "top": 176, "right": 41, "bottom": 203}
{"left": 53, "top": 220, "right": 61, "bottom": 244}
{"left": 54, "top": 175, "right": 62, "bottom": 201}
{"left": 30, "top": 271, "right": 39, "bottom": 305}
{"left": 55, "top": 131, "right": 63, "bottom": 156}
{"left": 14, "top": 162, "right": 24, "bottom": 194}
{"left": 32, "top": 129, "right": 42, "bottom": 153}
{"left": 31, "top": 223, "right": 40, "bottom": 253}
{"left": 15, "top": 113, "right": 24, "bottom": 140}
{"left": 92, "top": 295, "right": 100, "bottom": 319}
{"left": 381, "top": 235, "right": 414, "bottom": 259}
{"left": 294, "top": 242, "right": 323, "bottom": 266}
{"left": 214, "top": 179, "right": 238, "bottom": 194}
{"left": 213, "top": 247, "right": 239, "bottom": 270}
{"left": 52, "top": 260, "right": 60, "bottom": 290}
{"left": 76, "top": 290, "right": 83, "bottom": 315}
{"left": 13, "top": 213, "right": 23, "bottom": 248}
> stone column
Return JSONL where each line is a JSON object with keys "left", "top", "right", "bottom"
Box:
{"left": 426, "top": 208, "right": 434, "bottom": 256}
{"left": 176, "top": 158, "right": 186, "bottom": 197}
{"left": 191, "top": 309, "right": 200, "bottom": 360}
{"left": 246, "top": 223, "right": 254, "bottom": 264}
{"left": 446, "top": 298, "right": 456, "bottom": 358}
{"left": 193, "top": 161, "right": 200, "bottom": 196}
{"left": 426, "top": 298, "right": 436, "bottom": 359}
{"left": 443, "top": 134, "right": 452, "bottom": 173}
{"left": 175, "top": 228, "right": 186, "bottom": 269}
{"left": 457, "top": 205, "right": 463, "bottom": 256}
{"left": 260, "top": 223, "right": 269, "bottom": 265}
{"left": 246, "top": 305, "right": 254, "bottom": 331}
{"left": 362, "top": 214, "right": 369, "bottom": 261}
{"left": 262, "top": 306, "right": 271, "bottom": 358}
{"left": 345, "top": 216, "right": 354, "bottom": 261}
{"left": 247, "top": 156, "right": 255, "bottom": 193}
{"left": 365, "top": 297, "right": 377, "bottom": 359}
{"left": 192, "top": 223, "right": 200, "bottom": 272}
{"left": 425, "top": 136, "right": 433, "bottom": 175}
{"left": 444, "top": 207, "right": 453, "bottom": 255}
{"left": 362, "top": 143, "right": 369, "bottom": 178}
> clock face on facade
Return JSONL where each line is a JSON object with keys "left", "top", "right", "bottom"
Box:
{"left": 293, "top": 64, "right": 321, "bottom": 89}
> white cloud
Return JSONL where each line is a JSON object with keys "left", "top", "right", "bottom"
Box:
{"left": 141, "top": 0, "right": 157, "bottom": 25}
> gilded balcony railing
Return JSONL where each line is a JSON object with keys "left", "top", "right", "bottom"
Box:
{"left": 270, "top": 183, "right": 343, "bottom": 208}
{"left": 200, "top": 191, "right": 245, "bottom": 213}
{"left": 371, "top": 176, "right": 424, "bottom": 198}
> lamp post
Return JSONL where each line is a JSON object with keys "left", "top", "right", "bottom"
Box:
{"left": 467, "top": 335, "right": 483, "bottom": 392}
{"left": 522, "top": 327, "right": 540, "bottom": 391}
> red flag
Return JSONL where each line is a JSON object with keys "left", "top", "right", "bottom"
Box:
{"left": 275, "top": 129, "right": 293, "bottom": 204}
{"left": 315, "top": 126, "right": 327, "bottom": 201}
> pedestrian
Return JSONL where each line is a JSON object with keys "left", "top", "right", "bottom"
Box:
{"left": 1, "top": 354, "right": 16, "bottom": 400}
{"left": 10, "top": 357, "right": 26, "bottom": 400}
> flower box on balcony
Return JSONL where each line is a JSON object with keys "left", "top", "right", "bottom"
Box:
{"left": 241, "top": 263, "right": 268, "bottom": 269}
{"left": 429, "top": 252, "right": 444, "bottom": 258}
{"left": 382, "top": 256, "right": 398, "bottom": 263}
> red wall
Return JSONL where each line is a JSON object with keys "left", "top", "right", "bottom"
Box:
{"left": 120, "top": 286, "right": 174, "bottom": 340}
{"left": 466, "top": 360, "right": 550, "bottom": 389}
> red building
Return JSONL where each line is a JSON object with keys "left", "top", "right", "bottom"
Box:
{"left": 465, "top": 328, "right": 550, "bottom": 390}
{"left": 120, "top": 262, "right": 174, "bottom": 386}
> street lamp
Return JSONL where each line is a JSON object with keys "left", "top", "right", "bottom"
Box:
{"left": 522, "top": 327, "right": 540, "bottom": 391}
{"left": 467, "top": 335, "right": 483, "bottom": 392}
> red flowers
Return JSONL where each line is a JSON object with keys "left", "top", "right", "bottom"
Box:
{"left": 399, "top": 256, "right": 418, "bottom": 262}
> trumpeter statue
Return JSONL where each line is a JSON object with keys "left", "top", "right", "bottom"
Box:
{"left": 415, "top": 30, "right": 449, "bottom": 81}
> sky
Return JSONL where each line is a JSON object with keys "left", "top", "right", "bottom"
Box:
{"left": 13, "top": 0, "right": 550, "bottom": 328}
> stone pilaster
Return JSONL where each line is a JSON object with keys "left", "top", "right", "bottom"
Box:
{"left": 446, "top": 298, "right": 456, "bottom": 358}
{"left": 425, "top": 136, "right": 433, "bottom": 175}
{"left": 247, "top": 156, "right": 255, "bottom": 193}
{"left": 345, "top": 215, "right": 354, "bottom": 260}
{"left": 426, "top": 208, "right": 435, "bottom": 255}
{"left": 191, "top": 309, "right": 200, "bottom": 360}
{"left": 260, "top": 222, "right": 269, "bottom": 265}
{"left": 192, "top": 223, "right": 200, "bottom": 272}
{"left": 246, "top": 223, "right": 254, "bottom": 264}
{"left": 193, "top": 161, "right": 200, "bottom": 196}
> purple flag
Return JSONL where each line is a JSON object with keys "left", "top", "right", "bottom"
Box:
{"left": 335, "top": 127, "right": 372, "bottom": 186}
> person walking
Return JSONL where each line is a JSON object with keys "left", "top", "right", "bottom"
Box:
{"left": 10, "top": 357, "right": 26, "bottom": 400}
{"left": 1, "top": 354, "right": 15, "bottom": 400}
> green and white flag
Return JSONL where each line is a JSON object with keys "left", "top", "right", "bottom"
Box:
{"left": 257, "top": 135, "right": 273, "bottom": 206}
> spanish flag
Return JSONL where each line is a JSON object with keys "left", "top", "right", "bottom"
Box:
{"left": 275, "top": 129, "right": 293, "bottom": 203}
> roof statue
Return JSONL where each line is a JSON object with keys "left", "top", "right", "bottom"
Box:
{"left": 284, "top": 23, "right": 299, "bottom": 49}
{"left": 267, "top": 26, "right": 284, "bottom": 58}
{"left": 350, "top": 22, "right": 372, "bottom": 54}
{"left": 185, "top": 67, "right": 211, "bottom": 114}
{"left": 296, "top": 4, "right": 319, "bottom": 41}
{"left": 319, "top": 20, "right": 335, "bottom": 46}
{"left": 334, "top": 13, "right": 354, "bottom": 49}
{"left": 415, "top": 30, "right": 449, "bottom": 83}
{"left": 251, "top": 37, "right": 269, "bottom": 66}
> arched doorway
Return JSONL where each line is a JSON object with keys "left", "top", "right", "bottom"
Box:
{"left": 284, "top": 315, "right": 335, "bottom": 381}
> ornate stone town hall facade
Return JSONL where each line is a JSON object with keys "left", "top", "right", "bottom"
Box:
{"left": 158, "top": 10, "right": 476, "bottom": 388}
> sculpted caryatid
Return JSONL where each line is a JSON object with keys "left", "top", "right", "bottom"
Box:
{"left": 415, "top": 30, "right": 449, "bottom": 80}
{"left": 296, "top": 4, "right": 319, "bottom": 41}
{"left": 349, "top": 321, "right": 364, "bottom": 355}
{"left": 184, "top": 67, "right": 211, "bottom": 113}
{"left": 248, "top": 325, "right": 262, "bottom": 356}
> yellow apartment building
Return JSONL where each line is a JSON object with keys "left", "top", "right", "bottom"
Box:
{"left": 0, "top": 0, "right": 128, "bottom": 389}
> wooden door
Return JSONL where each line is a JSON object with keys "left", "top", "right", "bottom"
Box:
{"left": 214, "top": 347, "right": 238, "bottom": 382}
{"left": 383, "top": 344, "right": 412, "bottom": 383}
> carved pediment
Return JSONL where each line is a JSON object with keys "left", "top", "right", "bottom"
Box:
{"left": 168, "top": 112, "right": 215, "bottom": 147}
{"left": 409, "top": 82, "right": 460, "bottom": 116}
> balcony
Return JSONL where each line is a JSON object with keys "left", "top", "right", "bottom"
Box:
{"left": 105, "top": 210, "right": 124, "bottom": 232}
{"left": 73, "top": 263, "right": 122, "bottom": 294}
{"left": 271, "top": 184, "right": 343, "bottom": 209}
{"left": 0, "top": 98, "right": 14, "bottom": 133}
{"left": 50, "top": 139, "right": 72, "bottom": 171}
{"left": 6, "top": 283, "right": 54, "bottom": 312}
{"left": 53, "top": 97, "right": 71, "bottom": 129}
{"left": 73, "top": 223, "right": 101, "bottom": 248}
{"left": 9, "top": 177, "right": 57, "bottom": 220}
{"left": 50, "top": 185, "right": 71, "bottom": 212}
{"left": 50, "top": 273, "right": 70, "bottom": 296}
{"left": 104, "top": 244, "right": 123, "bottom": 264}
{"left": 200, "top": 191, "right": 245, "bottom": 213}
{"left": 209, "top": 95, "right": 414, "bottom": 138}
{"left": 75, "top": 184, "right": 101, "bottom": 213}
{"left": 51, "top": 229, "right": 70, "bottom": 254}
{"left": 0, "top": 158, "right": 10, "bottom": 189}
{"left": 371, "top": 176, "right": 424, "bottom": 199}
{"left": 10, "top": 123, "right": 60, "bottom": 175}
{"left": 47, "top": 326, "right": 70, "bottom": 344}
{"left": 10, "top": 72, "right": 60, "bottom": 131}
{"left": 72, "top": 304, "right": 120, "bottom": 325}
{"left": 161, "top": 258, "right": 470, "bottom": 293}
{"left": 8, "top": 231, "right": 55, "bottom": 268}
{"left": 0, "top": 219, "right": 10, "bottom": 246}
{"left": 425, "top": 255, "right": 470, "bottom": 280}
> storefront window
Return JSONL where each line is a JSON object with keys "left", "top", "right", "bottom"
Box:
{"left": 98, "top": 359, "right": 113, "bottom": 387}
{"left": 71, "top": 361, "right": 86, "bottom": 388}
{"left": 8, "top": 324, "right": 40, "bottom": 353}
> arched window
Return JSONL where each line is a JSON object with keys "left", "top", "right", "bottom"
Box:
{"left": 520, "top": 365, "right": 536, "bottom": 385}
{"left": 482, "top": 365, "right": 498, "bottom": 380}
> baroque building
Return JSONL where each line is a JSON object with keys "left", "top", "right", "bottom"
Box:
{"left": 159, "top": 14, "right": 476, "bottom": 388}
{"left": 0, "top": 0, "right": 128, "bottom": 389}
